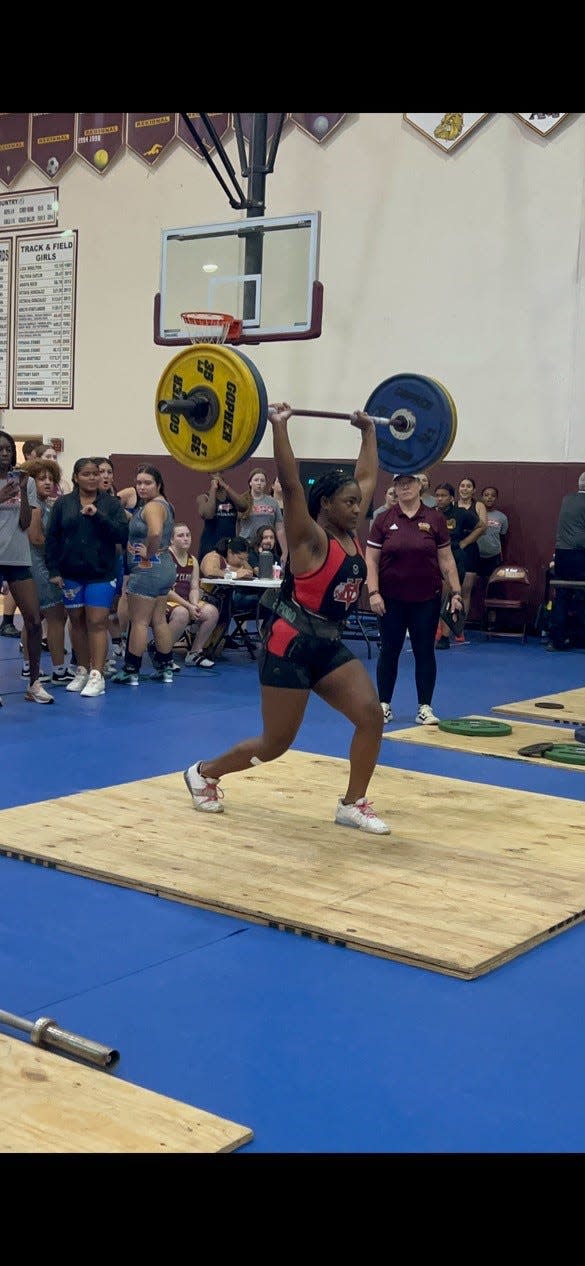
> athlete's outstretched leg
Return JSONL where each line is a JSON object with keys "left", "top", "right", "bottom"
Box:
{"left": 183, "top": 685, "right": 309, "bottom": 812}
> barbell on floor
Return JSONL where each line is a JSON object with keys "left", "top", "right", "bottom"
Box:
{"left": 155, "top": 343, "right": 458, "bottom": 475}
{"left": 0, "top": 1007, "right": 120, "bottom": 1071}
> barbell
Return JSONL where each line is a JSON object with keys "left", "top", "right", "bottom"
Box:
{"left": 155, "top": 343, "right": 457, "bottom": 475}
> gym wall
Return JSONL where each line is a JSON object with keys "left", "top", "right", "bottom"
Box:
{"left": 2, "top": 113, "right": 584, "bottom": 478}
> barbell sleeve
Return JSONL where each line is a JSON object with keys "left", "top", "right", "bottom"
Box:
{"left": 0, "top": 1008, "right": 120, "bottom": 1070}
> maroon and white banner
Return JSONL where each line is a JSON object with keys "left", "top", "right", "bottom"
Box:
{"left": 12, "top": 230, "right": 77, "bottom": 409}
{"left": 30, "top": 114, "right": 76, "bottom": 181}
{"left": 126, "top": 114, "right": 176, "bottom": 166}
{"left": 177, "top": 114, "right": 231, "bottom": 158}
{"left": 290, "top": 113, "right": 347, "bottom": 142}
{"left": 0, "top": 238, "right": 12, "bottom": 407}
{"left": 0, "top": 114, "right": 30, "bottom": 188}
{"left": 75, "top": 113, "right": 125, "bottom": 173}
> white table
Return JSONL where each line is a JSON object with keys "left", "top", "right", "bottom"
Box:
{"left": 200, "top": 576, "right": 282, "bottom": 658}
{"left": 200, "top": 576, "right": 282, "bottom": 589}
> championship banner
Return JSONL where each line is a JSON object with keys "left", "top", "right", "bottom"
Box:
{"left": 515, "top": 114, "right": 570, "bottom": 136}
{"left": 290, "top": 113, "right": 347, "bottom": 142}
{"left": 30, "top": 114, "right": 76, "bottom": 181}
{"left": 403, "top": 113, "right": 491, "bottom": 152}
{"left": 126, "top": 114, "right": 176, "bottom": 166}
{"left": 0, "top": 114, "right": 30, "bottom": 187}
{"left": 177, "top": 114, "right": 231, "bottom": 158}
{"left": 75, "top": 113, "right": 125, "bottom": 173}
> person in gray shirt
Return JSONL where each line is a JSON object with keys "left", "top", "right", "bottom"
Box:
{"left": 548, "top": 471, "right": 585, "bottom": 651}
{"left": 477, "top": 486, "right": 509, "bottom": 577}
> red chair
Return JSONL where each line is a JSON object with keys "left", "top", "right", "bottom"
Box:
{"left": 483, "top": 565, "right": 530, "bottom": 642}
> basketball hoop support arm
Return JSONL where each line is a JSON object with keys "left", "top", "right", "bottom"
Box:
{"left": 179, "top": 114, "right": 286, "bottom": 215}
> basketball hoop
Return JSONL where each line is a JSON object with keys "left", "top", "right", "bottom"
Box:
{"left": 180, "top": 311, "right": 242, "bottom": 344}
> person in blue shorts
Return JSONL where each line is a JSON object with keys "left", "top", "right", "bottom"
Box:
{"left": 44, "top": 458, "right": 129, "bottom": 697}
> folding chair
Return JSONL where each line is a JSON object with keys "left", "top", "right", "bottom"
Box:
{"left": 483, "top": 565, "right": 530, "bottom": 642}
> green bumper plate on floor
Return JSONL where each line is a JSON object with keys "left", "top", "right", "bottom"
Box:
{"left": 545, "top": 745, "right": 585, "bottom": 766}
{"left": 438, "top": 718, "right": 513, "bottom": 737}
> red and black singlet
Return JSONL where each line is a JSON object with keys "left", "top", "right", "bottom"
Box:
{"left": 293, "top": 534, "right": 366, "bottom": 621}
{"left": 267, "top": 535, "right": 366, "bottom": 657}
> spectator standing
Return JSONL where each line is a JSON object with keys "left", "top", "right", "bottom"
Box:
{"left": 36, "top": 444, "right": 72, "bottom": 496}
{"left": 237, "top": 468, "right": 287, "bottom": 563}
{"left": 23, "top": 457, "right": 75, "bottom": 686}
{"left": 476, "top": 486, "right": 509, "bottom": 578}
{"left": 370, "top": 485, "right": 397, "bottom": 524}
{"left": 44, "top": 458, "right": 129, "bottom": 697}
{"left": 269, "top": 476, "right": 284, "bottom": 512}
{"left": 456, "top": 476, "right": 487, "bottom": 622}
{"left": 111, "top": 465, "right": 176, "bottom": 685}
{"left": 196, "top": 472, "right": 249, "bottom": 563}
{"left": 366, "top": 472, "right": 463, "bottom": 724}
{"left": 0, "top": 431, "right": 53, "bottom": 704}
{"left": 419, "top": 472, "right": 437, "bottom": 508}
{"left": 548, "top": 471, "right": 585, "bottom": 651}
{"left": 433, "top": 482, "right": 480, "bottom": 647}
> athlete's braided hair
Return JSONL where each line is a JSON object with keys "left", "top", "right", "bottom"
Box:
{"left": 307, "top": 469, "right": 357, "bottom": 521}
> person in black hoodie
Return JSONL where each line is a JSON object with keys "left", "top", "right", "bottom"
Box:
{"left": 44, "top": 457, "right": 129, "bottom": 697}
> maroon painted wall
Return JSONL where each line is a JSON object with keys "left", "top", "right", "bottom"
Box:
{"left": 110, "top": 451, "right": 583, "bottom": 631}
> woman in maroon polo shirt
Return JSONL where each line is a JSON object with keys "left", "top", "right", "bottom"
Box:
{"left": 365, "top": 472, "right": 463, "bottom": 725}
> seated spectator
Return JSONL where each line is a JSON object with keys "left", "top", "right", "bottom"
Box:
{"left": 248, "top": 524, "right": 281, "bottom": 577}
{"left": 200, "top": 535, "right": 254, "bottom": 582}
{"left": 160, "top": 522, "right": 219, "bottom": 669}
{"left": 200, "top": 534, "right": 256, "bottom": 631}
{"left": 476, "top": 486, "right": 509, "bottom": 578}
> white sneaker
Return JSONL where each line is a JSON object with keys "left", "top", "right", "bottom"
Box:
{"left": 24, "top": 679, "right": 55, "bottom": 705}
{"left": 416, "top": 704, "right": 439, "bottom": 725}
{"left": 80, "top": 669, "right": 106, "bottom": 697}
{"left": 380, "top": 702, "right": 392, "bottom": 723}
{"left": 183, "top": 762, "right": 224, "bottom": 813}
{"left": 66, "top": 667, "right": 90, "bottom": 693}
{"left": 185, "top": 651, "right": 215, "bottom": 668}
{"left": 335, "top": 798, "right": 390, "bottom": 835}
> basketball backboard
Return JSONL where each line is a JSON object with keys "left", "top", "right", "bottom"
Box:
{"left": 154, "top": 211, "right": 323, "bottom": 346}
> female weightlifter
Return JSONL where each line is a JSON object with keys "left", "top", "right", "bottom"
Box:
{"left": 183, "top": 403, "right": 391, "bottom": 835}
